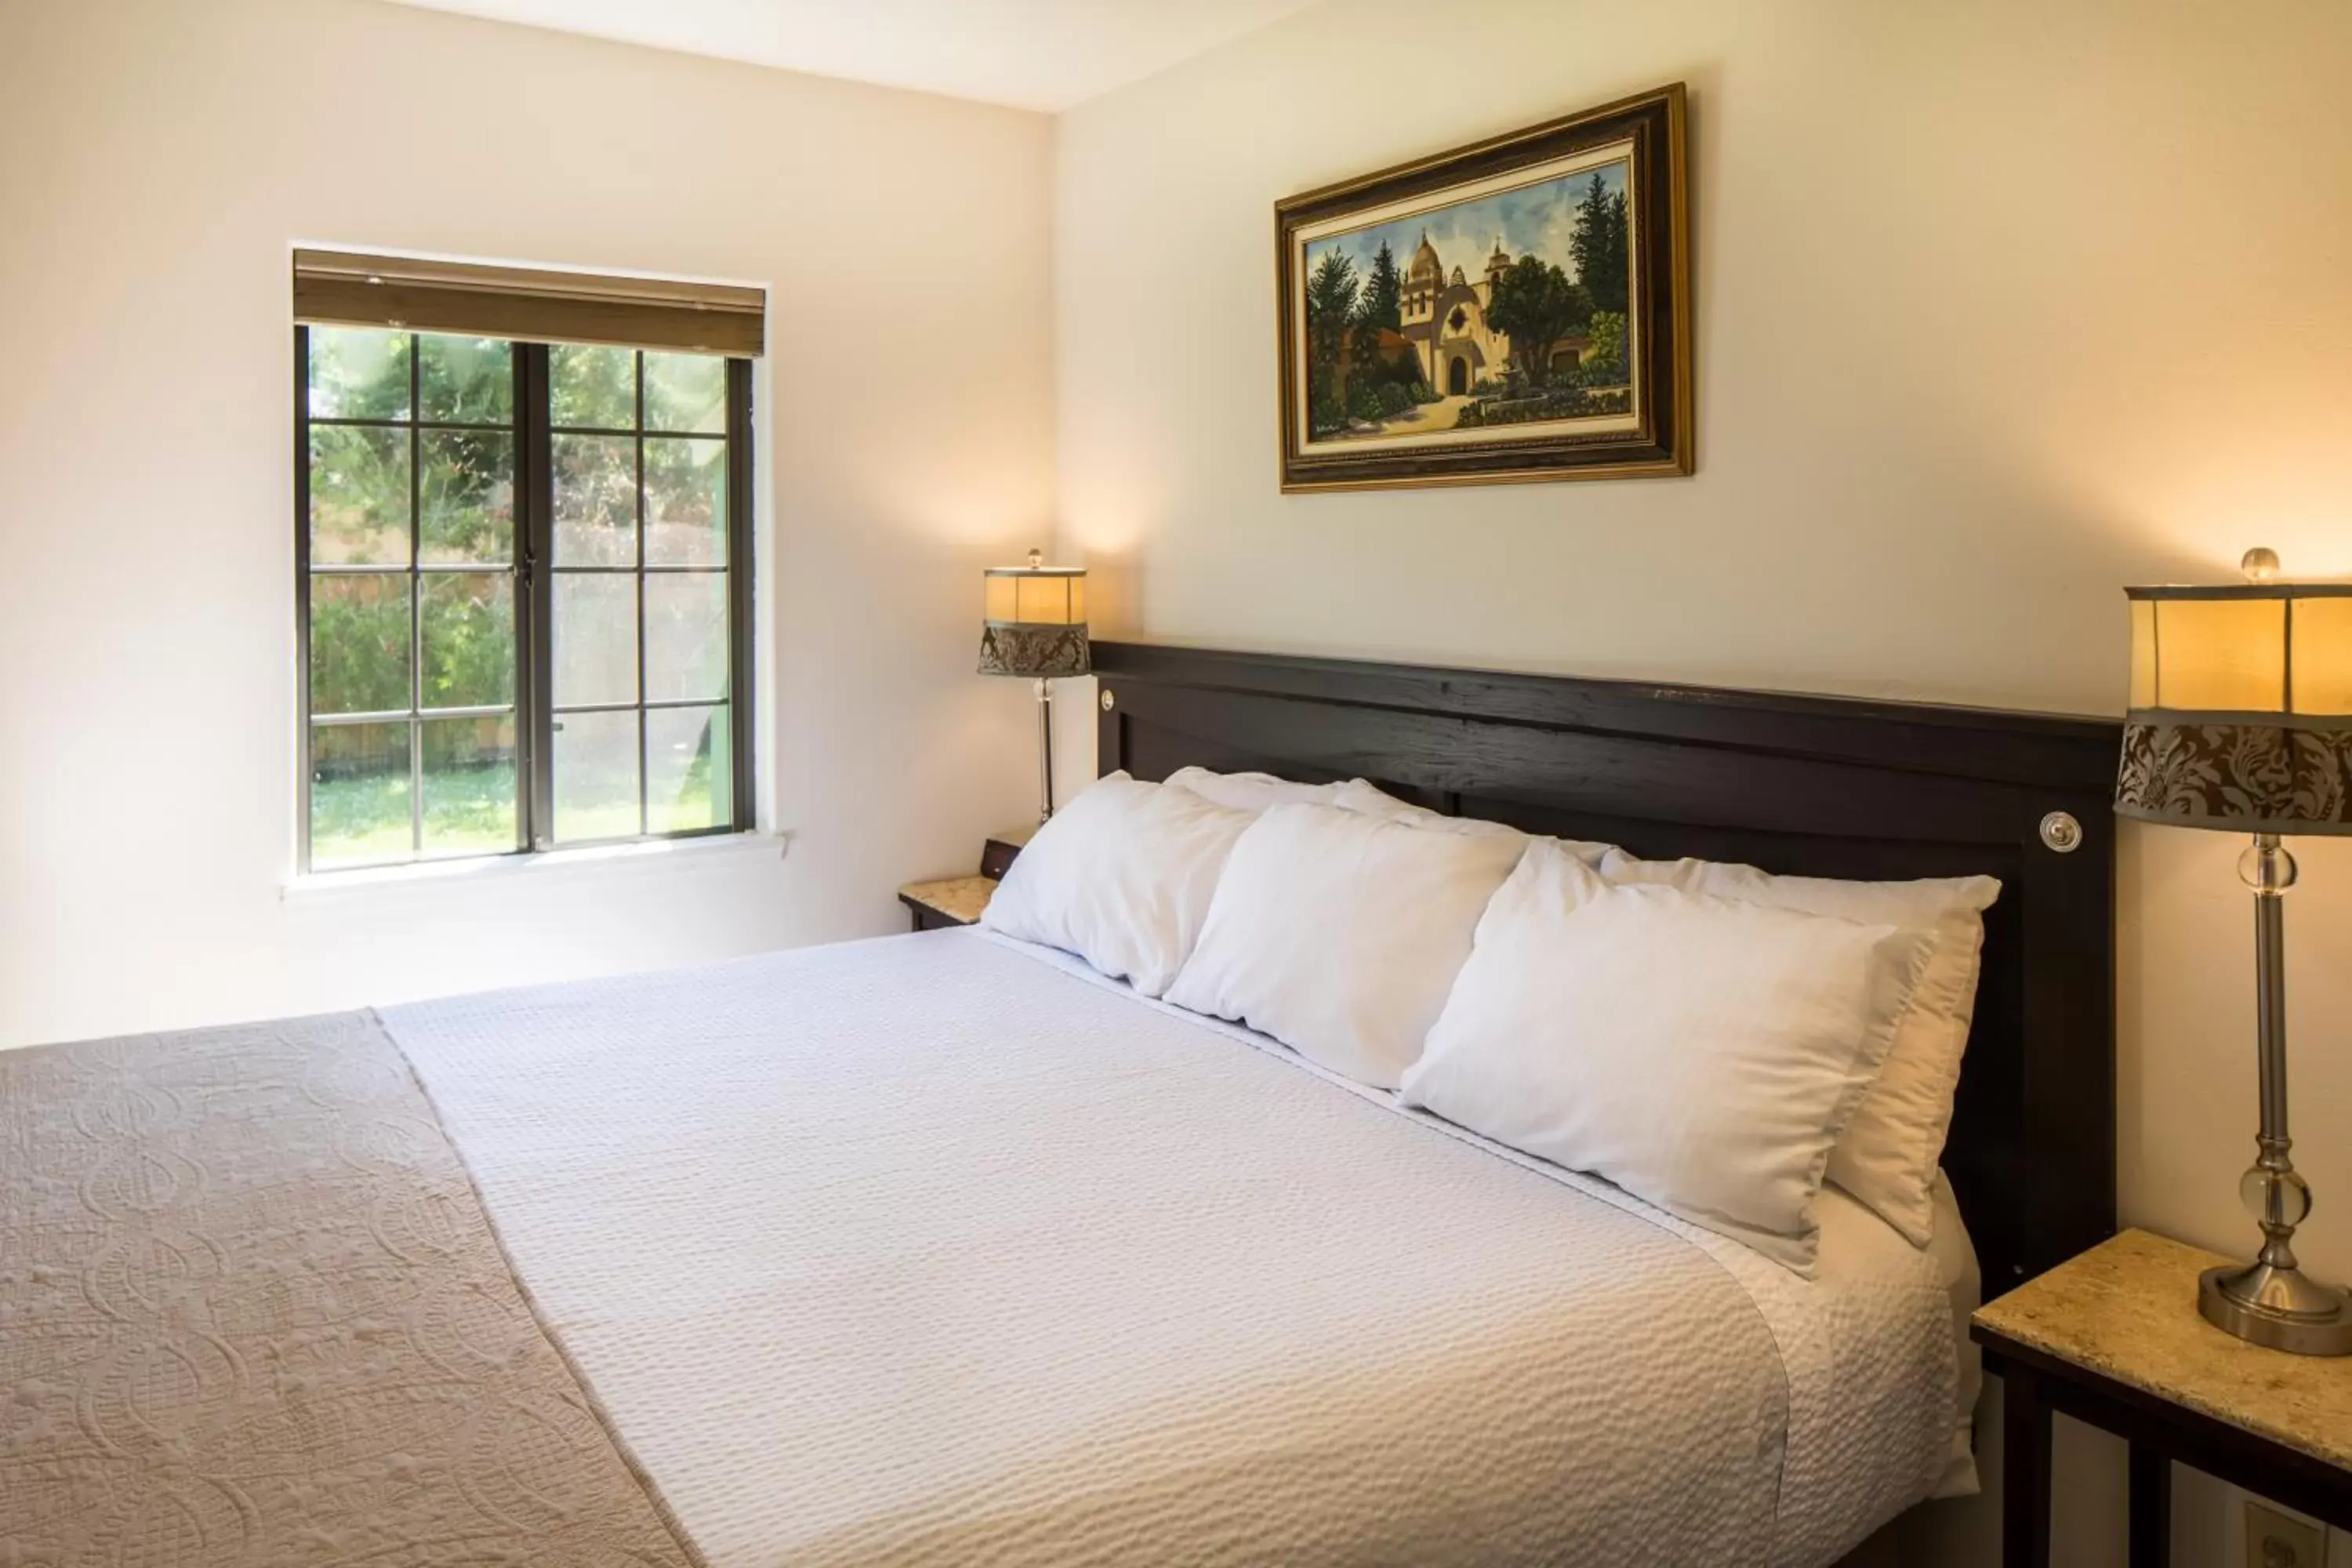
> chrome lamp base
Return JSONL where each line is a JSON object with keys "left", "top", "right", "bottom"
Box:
{"left": 1033, "top": 677, "right": 1055, "bottom": 824}
{"left": 2201, "top": 833, "right": 2352, "bottom": 1357}
{"left": 2200, "top": 1261, "right": 2352, "bottom": 1358}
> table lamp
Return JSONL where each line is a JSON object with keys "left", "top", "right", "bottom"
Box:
{"left": 2116, "top": 547, "right": 2352, "bottom": 1356}
{"left": 979, "top": 549, "right": 1088, "bottom": 822}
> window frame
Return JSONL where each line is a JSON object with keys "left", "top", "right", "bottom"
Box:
{"left": 295, "top": 327, "right": 756, "bottom": 873}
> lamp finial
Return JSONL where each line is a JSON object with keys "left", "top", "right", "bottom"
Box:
{"left": 1026, "top": 547, "right": 1044, "bottom": 569}
{"left": 2242, "top": 546, "right": 2281, "bottom": 583}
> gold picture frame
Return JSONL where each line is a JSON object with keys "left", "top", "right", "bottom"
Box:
{"left": 1276, "top": 83, "right": 1692, "bottom": 492}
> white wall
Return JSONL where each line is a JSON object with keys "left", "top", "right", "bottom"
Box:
{"left": 1054, "top": 1, "right": 2352, "bottom": 1563}
{"left": 0, "top": 0, "right": 1054, "bottom": 1046}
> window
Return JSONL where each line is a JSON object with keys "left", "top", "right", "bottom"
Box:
{"left": 296, "top": 326, "right": 753, "bottom": 869}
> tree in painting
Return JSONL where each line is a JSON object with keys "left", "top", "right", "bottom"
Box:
{"left": 1303, "top": 250, "right": 1359, "bottom": 436}
{"left": 1570, "top": 171, "right": 1631, "bottom": 318}
{"left": 1359, "top": 240, "right": 1404, "bottom": 332}
{"left": 1486, "top": 256, "right": 1592, "bottom": 390}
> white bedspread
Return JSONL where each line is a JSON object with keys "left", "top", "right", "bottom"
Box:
{"left": 385, "top": 929, "right": 1961, "bottom": 1568}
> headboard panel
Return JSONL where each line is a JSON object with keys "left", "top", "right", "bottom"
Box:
{"left": 1092, "top": 640, "right": 2119, "bottom": 1290}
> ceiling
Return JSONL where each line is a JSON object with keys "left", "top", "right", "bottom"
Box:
{"left": 378, "top": 0, "right": 1325, "bottom": 111}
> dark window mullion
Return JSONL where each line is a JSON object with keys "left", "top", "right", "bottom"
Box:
{"left": 295, "top": 325, "right": 314, "bottom": 874}
{"left": 312, "top": 416, "right": 514, "bottom": 434}
{"left": 408, "top": 334, "right": 423, "bottom": 856}
{"left": 520, "top": 343, "right": 557, "bottom": 850}
{"left": 539, "top": 563, "right": 713, "bottom": 575}
{"left": 314, "top": 706, "right": 432, "bottom": 726}
{"left": 635, "top": 352, "right": 650, "bottom": 838}
{"left": 556, "top": 696, "right": 724, "bottom": 717}
{"left": 510, "top": 342, "right": 532, "bottom": 855}
{"left": 549, "top": 427, "right": 725, "bottom": 443}
{"left": 726, "top": 356, "right": 756, "bottom": 831}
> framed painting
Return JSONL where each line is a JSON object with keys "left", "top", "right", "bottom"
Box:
{"left": 1276, "top": 83, "right": 1691, "bottom": 492}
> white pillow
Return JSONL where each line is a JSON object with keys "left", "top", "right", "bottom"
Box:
{"left": 1328, "top": 780, "right": 1526, "bottom": 837}
{"left": 1162, "top": 802, "right": 1530, "bottom": 1088}
{"left": 1400, "top": 842, "right": 1930, "bottom": 1275}
{"left": 1164, "top": 769, "right": 1522, "bottom": 839}
{"left": 981, "top": 772, "right": 1254, "bottom": 996}
{"left": 1162, "top": 767, "right": 1349, "bottom": 814}
{"left": 1598, "top": 848, "right": 1999, "bottom": 1246}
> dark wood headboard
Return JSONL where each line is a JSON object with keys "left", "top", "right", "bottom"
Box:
{"left": 1091, "top": 640, "right": 2120, "bottom": 1290}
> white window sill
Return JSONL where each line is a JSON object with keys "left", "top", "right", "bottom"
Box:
{"left": 282, "top": 829, "right": 790, "bottom": 902}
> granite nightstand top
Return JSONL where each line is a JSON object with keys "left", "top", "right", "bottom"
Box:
{"left": 897, "top": 875, "right": 997, "bottom": 926}
{"left": 1973, "top": 1227, "right": 2352, "bottom": 1472}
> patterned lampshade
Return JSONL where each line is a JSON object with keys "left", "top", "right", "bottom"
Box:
{"left": 978, "top": 551, "right": 1089, "bottom": 679}
{"left": 2115, "top": 571, "right": 2352, "bottom": 834}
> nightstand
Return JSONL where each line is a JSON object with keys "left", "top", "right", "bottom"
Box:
{"left": 1972, "top": 1228, "right": 2352, "bottom": 1567}
{"left": 898, "top": 824, "right": 1037, "bottom": 932}
{"left": 898, "top": 876, "right": 997, "bottom": 931}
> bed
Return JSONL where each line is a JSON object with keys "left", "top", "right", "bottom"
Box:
{"left": 0, "top": 643, "right": 2120, "bottom": 1566}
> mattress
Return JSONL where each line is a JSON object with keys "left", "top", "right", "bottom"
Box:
{"left": 385, "top": 927, "right": 1971, "bottom": 1568}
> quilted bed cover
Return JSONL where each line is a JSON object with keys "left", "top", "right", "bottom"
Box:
{"left": 383, "top": 928, "right": 1967, "bottom": 1567}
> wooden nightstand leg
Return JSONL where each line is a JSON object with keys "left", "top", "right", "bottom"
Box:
{"left": 2003, "top": 1368, "right": 2053, "bottom": 1568}
{"left": 2127, "top": 1443, "right": 2169, "bottom": 1568}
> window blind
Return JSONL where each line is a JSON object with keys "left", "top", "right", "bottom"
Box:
{"left": 292, "top": 249, "right": 765, "bottom": 357}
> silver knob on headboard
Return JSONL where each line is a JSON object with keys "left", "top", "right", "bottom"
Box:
{"left": 1100, "top": 688, "right": 1116, "bottom": 712}
{"left": 2039, "top": 811, "right": 2084, "bottom": 854}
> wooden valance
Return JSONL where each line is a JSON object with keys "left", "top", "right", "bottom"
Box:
{"left": 293, "top": 249, "right": 764, "bottom": 356}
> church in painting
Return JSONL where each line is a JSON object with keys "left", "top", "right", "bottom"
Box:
{"left": 1397, "top": 230, "right": 1590, "bottom": 394}
{"left": 1399, "top": 231, "right": 1514, "bottom": 396}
